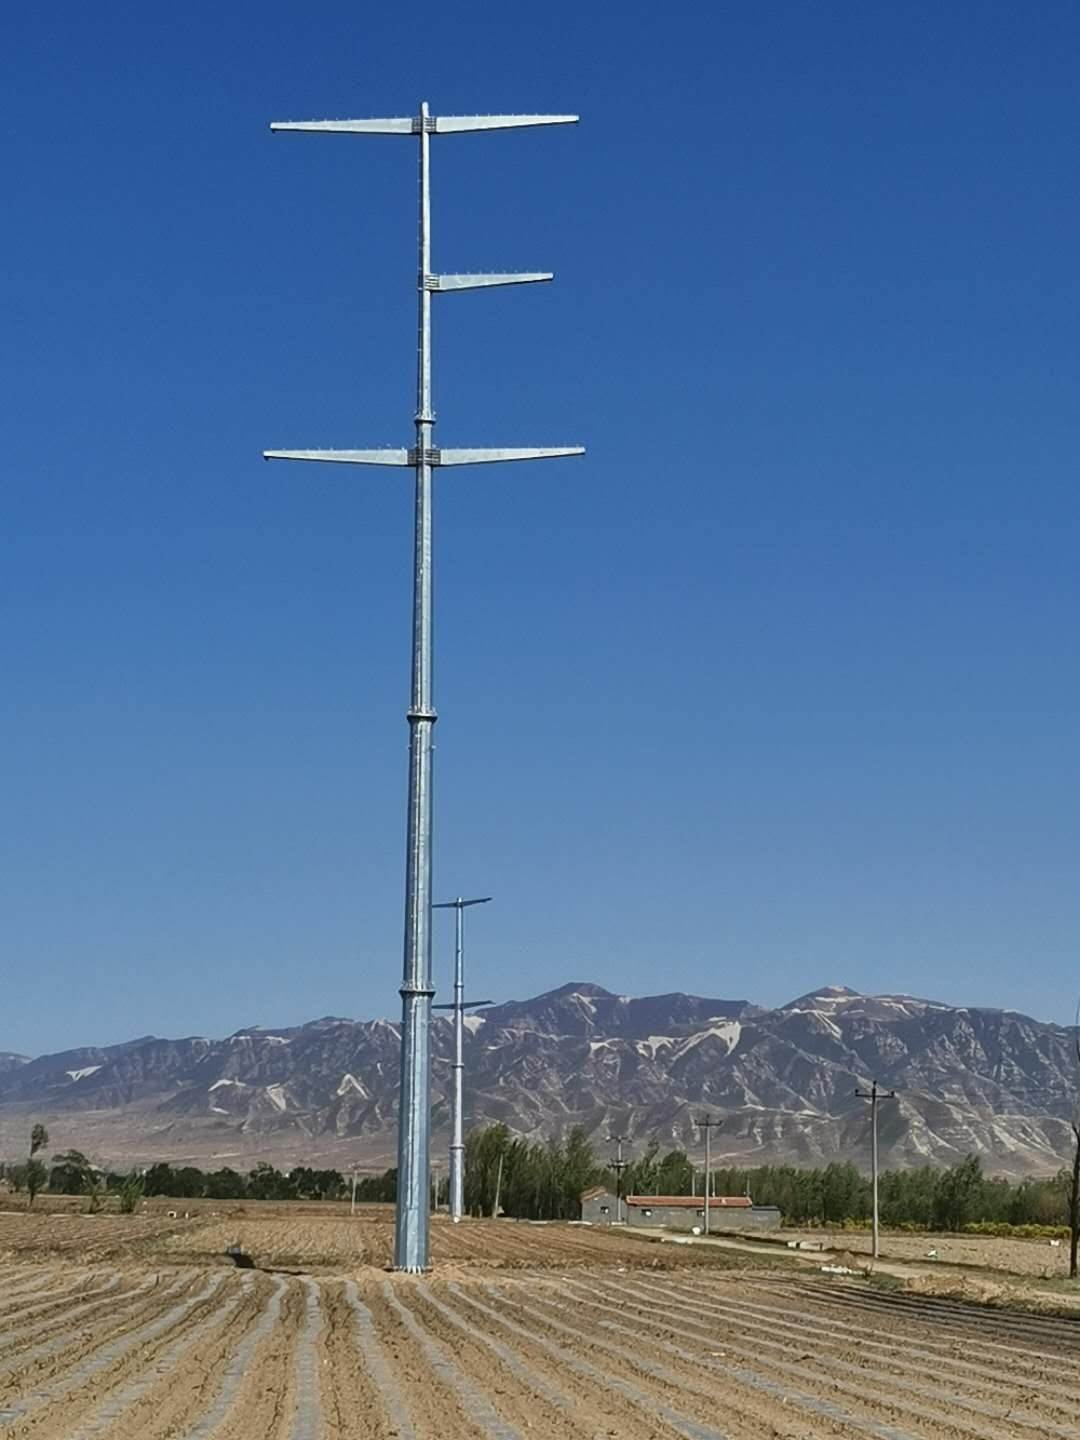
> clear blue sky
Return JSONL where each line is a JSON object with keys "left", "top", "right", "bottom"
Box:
{"left": 3, "top": 2, "right": 1079, "bottom": 1056}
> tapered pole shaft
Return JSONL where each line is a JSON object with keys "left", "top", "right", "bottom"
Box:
{"left": 450, "top": 901, "right": 465, "bottom": 1222}
{"left": 394, "top": 101, "right": 436, "bottom": 1273}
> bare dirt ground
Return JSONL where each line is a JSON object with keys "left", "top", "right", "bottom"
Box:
{"left": 771, "top": 1225, "right": 1072, "bottom": 1278}
{"left": 2, "top": 1208, "right": 1080, "bottom": 1439}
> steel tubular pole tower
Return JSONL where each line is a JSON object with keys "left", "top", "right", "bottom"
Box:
{"left": 855, "top": 1080, "right": 897, "bottom": 1259}
{"left": 265, "top": 103, "right": 582, "bottom": 1272}
{"left": 433, "top": 896, "right": 492, "bottom": 1222}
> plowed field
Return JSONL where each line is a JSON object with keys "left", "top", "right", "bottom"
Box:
{"left": 2, "top": 1214, "right": 1078, "bottom": 1438}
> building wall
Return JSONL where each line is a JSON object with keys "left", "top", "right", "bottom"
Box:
{"left": 625, "top": 1203, "right": 782, "bottom": 1232}
{"left": 581, "top": 1191, "right": 782, "bottom": 1232}
{"left": 581, "top": 1192, "right": 618, "bottom": 1225}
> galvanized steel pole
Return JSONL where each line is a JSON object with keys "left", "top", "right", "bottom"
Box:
{"left": 434, "top": 895, "right": 492, "bottom": 1222}
{"left": 264, "top": 102, "right": 582, "bottom": 1272}
{"left": 394, "top": 100, "right": 438, "bottom": 1274}
{"left": 451, "top": 902, "right": 464, "bottom": 1219}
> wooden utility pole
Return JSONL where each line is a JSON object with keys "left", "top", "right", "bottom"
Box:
{"left": 696, "top": 1115, "right": 722, "bottom": 1236}
{"left": 855, "top": 1081, "right": 897, "bottom": 1259}
{"left": 607, "top": 1134, "right": 630, "bottom": 1224}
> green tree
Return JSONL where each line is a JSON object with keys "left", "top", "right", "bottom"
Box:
{"left": 246, "top": 1163, "right": 294, "bottom": 1201}
{"left": 933, "top": 1155, "right": 984, "bottom": 1231}
{"left": 142, "top": 1163, "right": 177, "bottom": 1197}
{"left": 25, "top": 1159, "right": 47, "bottom": 1207}
{"left": 464, "top": 1123, "right": 511, "bottom": 1217}
{"left": 118, "top": 1172, "right": 145, "bottom": 1214}
{"left": 26, "top": 1122, "right": 49, "bottom": 1206}
{"left": 656, "top": 1149, "right": 694, "bottom": 1196}
{"left": 623, "top": 1140, "right": 660, "bottom": 1197}
{"left": 49, "top": 1149, "right": 95, "bottom": 1195}
{"left": 172, "top": 1167, "right": 208, "bottom": 1198}
{"left": 291, "top": 1167, "right": 345, "bottom": 1200}
{"left": 821, "top": 1162, "right": 868, "bottom": 1224}
{"left": 205, "top": 1168, "right": 246, "bottom": 1200}
{"left": 355, "top": 1168, "right": 396, "bottom": 1202}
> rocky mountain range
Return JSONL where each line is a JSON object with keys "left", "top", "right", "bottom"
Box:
{"left": 0, "top": 983, "right": 1076, "bottom": 1176}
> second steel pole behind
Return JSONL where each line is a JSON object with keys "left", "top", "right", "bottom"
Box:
{"left": 435, "top": 894, "right": 492, "bottom": 1222}
{"left": 451, "top": 902, "right": 464, "bottom": 1219}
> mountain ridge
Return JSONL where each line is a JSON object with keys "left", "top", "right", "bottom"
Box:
{"left": 0, "top": 982, "right": 1074, "bottom": 1176}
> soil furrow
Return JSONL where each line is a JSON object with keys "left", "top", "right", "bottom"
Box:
{"left": 0, "top": 1272, "right": 195, "bottom": 1406}
{"left": 0, "top": 1275, "right": 164, "bottom": 1378}
{"left": 60, "top": 1276, "right": 255, "bottom": 1439}
{"left": 182, "top": 1275, "right": 289, "bottom": 1439}
{"left": 0, "top": 1272, "right": 88, "bottom": 1312}
{"left": 766, "top": 1280, "right": 1080, "bottom": 1351}
{"left": 193, "top": 1275, "right": 303, "bottom": 1440}
{"left": 356, "top": 1284, "right": 482, "bottom": 1439}
{"left": 380, "top": 1279, "right": 525, "bottom": 1440}
{"left": 449, "top": 1282, "right": 735, "bottom": 1440}
{"left": 762, "top": 1281, "right": 1080, "bottom": 1371}
{"left": 546, "top": 1276, "right": 1058, "bottom": 1440}
{"left": 0, "top": 1271, "right": 224, "bottom": 1430}
{"left": 288, "top": 1277, "right": 324, "bottom": 1440}
{"left": 0, "top": 1275, "right": 124, "bottom": 1334}
{"left": 689, "top": 1275, "right": 1077, "bottom": 1387}
{"left": 610, "top": 1274, "right": 1080, "bottom": 1412}
{"left": 340, "top": 1280, "right": 416, "bottom": 1440}
{"left": 424, "top": 1282, "right": 694, "bottom": 1440}
{"left": 484, "top": 1280, "right": 918, "bottom": 1440}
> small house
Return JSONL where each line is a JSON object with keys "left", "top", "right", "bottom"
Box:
{"left": 580, "top": 1188, "right": 781, "bottom": 1233}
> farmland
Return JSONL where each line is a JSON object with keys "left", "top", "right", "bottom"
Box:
{"left": 1, "top": 1206, "right": 1079, "bottom": 1438}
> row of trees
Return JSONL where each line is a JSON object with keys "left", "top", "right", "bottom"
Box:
{"left": 5, "top": 1118, "right": 1073, "bottom": 1239}
{"left": 1, "top": 1153, "right": 401, "bottom": 1206}
{"left": 0, "top": 1130, "right": 145, "bottom": 1213}
{"left": 138, "top": 1161, "right": 398, "bottom": 1203}
{"left": 462, "top": 1125, "right": 1076, "bottom": 1232}
{"left": 463, "top": 1123, "right": 596, "bottom": 1220}
{"left": 0, "top": 1123, "right": 401, "bottom": 1208}
{"left": 698, "top": 1155, "right": 1070, "bottom": 1230}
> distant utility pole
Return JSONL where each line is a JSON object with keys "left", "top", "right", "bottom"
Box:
{"left": 264, "top": 103, "right": 583, "bottom": 1273}
{"left": 607, "top": 1134, "right": 630, "bottom": 1224}
{"left": 433, "top": 896, "right": 492, "bottom": 1223}
{"left": 855, "top": 1080, "right": 897, "bottom": 1260}
{"left": 349, "top": 1166, "right": 358, "bottom": 1216}
{"left": 697, "top": 1115, "right": 722, "bottom": 1236}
